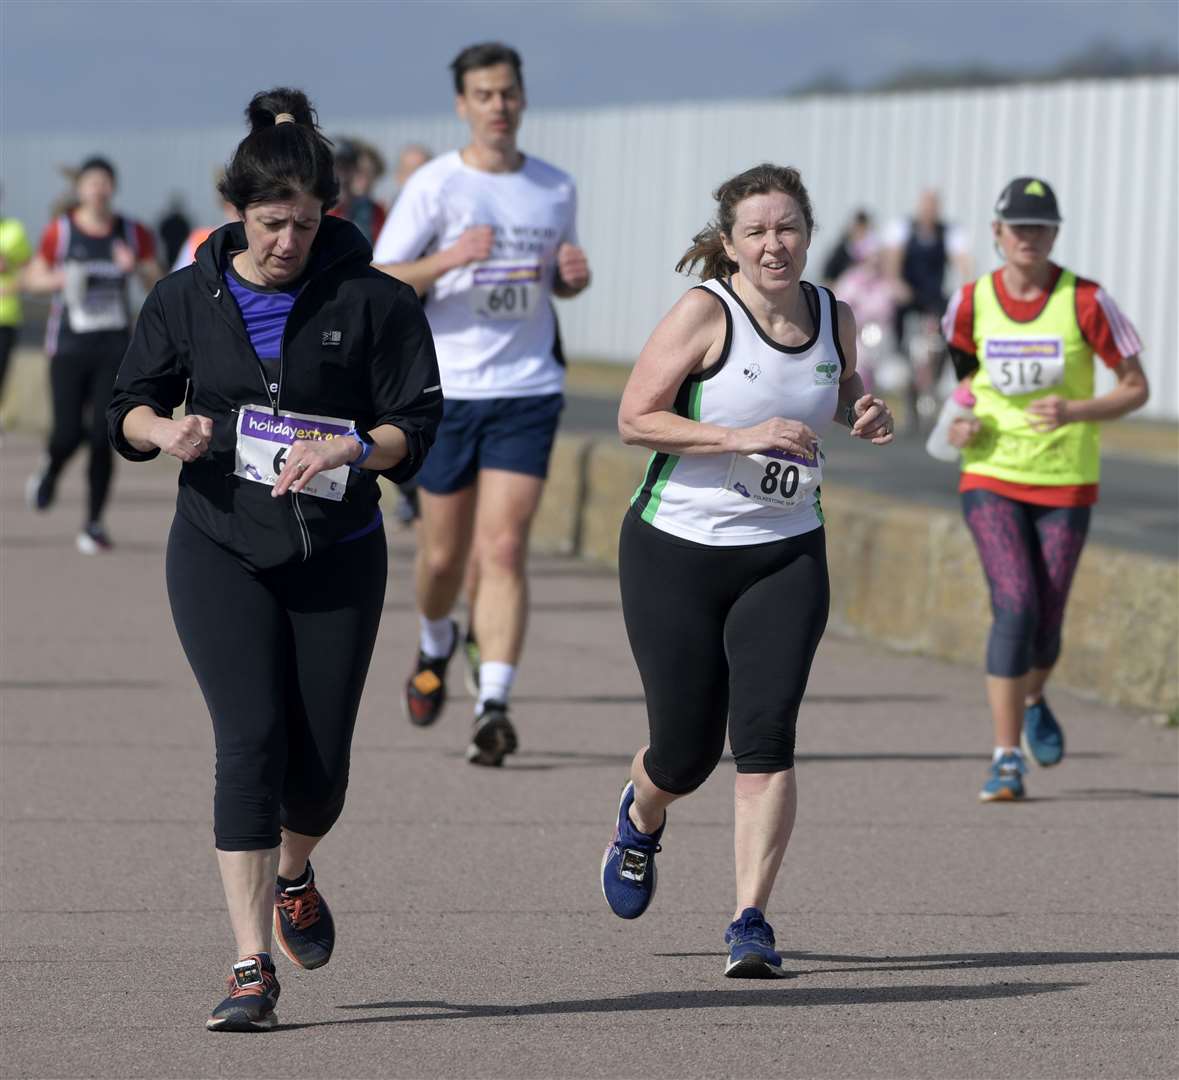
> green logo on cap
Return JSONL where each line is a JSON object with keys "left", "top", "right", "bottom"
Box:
{"left": 1024, "top": 180, "right": 1047, "bottom": 197}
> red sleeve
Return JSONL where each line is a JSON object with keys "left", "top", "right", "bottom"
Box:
{"left": 1075, "top": 277, "right": 1143, "bottom": 370}
{"left": 131, "top": 221, "right": 156, "bottom": 262}
{"left": 38, "top": 219, "right": 61, "bottom": 266}
{"left": 941, "top": 281, "right": 975, "bottom": 355}
{"left": 371, "top": 202, "right": 387, "bottom": 242}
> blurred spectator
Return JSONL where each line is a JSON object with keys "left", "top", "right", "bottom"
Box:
{"left": 329, "top": 137, "right": 387, "bottom": 244}
{"left": 157, "top": 195, "right": 193, "bottom": 269}
{"left": 171, "top": 170, "right": 238, "bottom": 271}
{"left": 833, "top": 240, "right": 906, "bottom": 391}
{"left": 883, "top": 189, "right": 972, "bottom": 334}
{"left": 822, "top": 208, "right": 874, "bottom": 284}
{"left": 0, "top": 191, "right": 33, "bottom": 424}
{"left": 394, "top": 143, "right": 432, "bottom": 193}
{"left": 884, "top": 190, "right": 973, "bottom": 427}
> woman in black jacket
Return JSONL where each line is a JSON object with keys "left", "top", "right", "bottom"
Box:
{"left": 108, "top": 88, "right": 442, "bottom": 1032}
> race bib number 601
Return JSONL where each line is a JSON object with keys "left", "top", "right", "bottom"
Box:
{"left": 469, "top": 261, "right": 542, "bottom": 321}
{"left": 983, "top": 336, "right": 1065, "bottom": 397}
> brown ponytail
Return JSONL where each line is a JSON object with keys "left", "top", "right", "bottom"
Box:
{"left": 676, "top": 163, "right": 816, "bottom": 280}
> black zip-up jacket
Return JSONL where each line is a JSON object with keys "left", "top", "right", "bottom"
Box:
{"left": 108, "top": 216, "right": 442, "bottom": 569}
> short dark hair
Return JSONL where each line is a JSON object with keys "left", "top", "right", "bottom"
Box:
{"left": 219, "top": 87, "right": 339, "bottom": 212}
{"left": 77, "top": 156, "right": 117, "bottom": 184}
{"left": 450, "top": 42, "right": 523, "bottom": 95}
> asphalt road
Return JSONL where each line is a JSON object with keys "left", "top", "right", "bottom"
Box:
{"left": 1, "top": 433, "right": 1176, "bottom": 1079}
{"left": 562, "top": 394, "right": 1179, "bottom": 560}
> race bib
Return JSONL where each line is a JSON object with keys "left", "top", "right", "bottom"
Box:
{"left": 468, "top": 260, "right": 541, "bottom": 321}
{"left": 64, "top": 260, "right": 128, "bottom": 333}
{"left": 983, "top": 337, "right": 1065, "bottom": 397}
{"left": 234, "top": 404, "right": 353, "bottom": 502}
{"left": 725, "top": 448, "right": 822, "bottom": 509}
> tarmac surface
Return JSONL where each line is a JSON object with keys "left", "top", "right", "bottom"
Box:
{"left": 2, "top": 432, "right": 1177, "bottom": 1080}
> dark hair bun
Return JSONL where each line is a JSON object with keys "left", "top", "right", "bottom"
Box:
{"left": 245, "top": 88, "right": 319, "bottom": 134}
{"left": 219, "top": 87, "right": 339, "bottom": 212}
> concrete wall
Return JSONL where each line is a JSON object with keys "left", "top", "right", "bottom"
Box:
{"left": 532, "top": 436, "right": 1178, "bottom": 714}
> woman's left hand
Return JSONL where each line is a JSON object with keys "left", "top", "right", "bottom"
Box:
{"left": 850, "top": 394, "right": 895, "bottom": 444}
{"left": 1026, "top": 395, "right": 1073, "bottom": 432}
{"left": 271, "top": 436, "right": 361, "bottom": 497}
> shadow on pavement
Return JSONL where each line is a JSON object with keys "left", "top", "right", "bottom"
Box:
{"left": 1055, "top": 788, "right": 1178, "bottom": 801}
{"left": 285, "top": 981, "right": 1081, "bottom": 1029}
{"left": 654, "top": 949, "right": 1179, "bottom": 976}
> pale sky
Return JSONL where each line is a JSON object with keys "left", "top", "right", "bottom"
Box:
{"left": 2, "top": 0, "right": 1176, "bottom": 135}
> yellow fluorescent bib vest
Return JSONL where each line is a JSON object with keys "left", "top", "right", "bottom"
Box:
{"left": 963, "top": 269, "right": 1100, "bottom": 487}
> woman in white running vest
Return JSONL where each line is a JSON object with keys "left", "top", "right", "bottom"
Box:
{"left": 600, "top": 164, "right": 894, "bottom": 979}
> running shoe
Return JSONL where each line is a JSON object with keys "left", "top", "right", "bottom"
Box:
{"left": 724, "top": 908, "right": 788, "bottom": 978}
{"left": 25, "top": 469, "right": 55, "bottom": 512}
{"left": 466, "top": 699, "right": 518, "bottom": 767}
{"left": 462, "top": 624, "right": 481, "bottom": 696}
{"left": 1021, "top": 698, "right": 1065, "bottom": 767}
{"left": 601, "top": 781, "right": 664, "bottom": 920}
{"left": 273, "top": 862, "right": 335, "bottom": 970}
{"left": 403, "top": 620, "right": 458, "bottom": 727}
{"left": 206, "top": 953, "right": 280, "bottom": 1032}
{"left": 75, "top": 523, "right": 114, "bottom": 555}
{"left": 978, "top": 749, "right": 1027, "bottom": 802}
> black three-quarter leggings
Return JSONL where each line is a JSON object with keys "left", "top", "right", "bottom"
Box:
{"left": 619, "top": 509, "right": 830, "bottom": 795}
{"left": 166, "top": 513, "right": 387, "bottom": 851}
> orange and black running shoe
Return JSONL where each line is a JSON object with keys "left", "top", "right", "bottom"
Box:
{"left": 206, "top": 954, "right": 280, "bottom": 1032}
{"left": 273, "top": 862, "right": 335, "bottom": 970}
{"left": 403, "top": 620, "right": 458, "bottom": 727}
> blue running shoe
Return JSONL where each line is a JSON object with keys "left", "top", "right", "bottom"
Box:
{"left": 979, "top": 749, "right": 1026, "bottom": 802}
{"left": 601, "top": 782, "right": 664, "bottom": 919}
{"left": 206, "top": 953, "right": 280, "bottom": 1032}
{"left": 1021, "top": 698, "right": 1065, "bottom": 767}
{"left": 724, "top": 908, "right": 787, "bottom": 979}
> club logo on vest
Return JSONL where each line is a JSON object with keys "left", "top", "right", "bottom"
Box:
{"left": 321, "top": 330, "right": 342, "bottom": 346}
{"left": 742, "top": 360, "right": 761, "bottom": 382}
{"left": 813, "top": 360, "right": 839, "bottom": 385}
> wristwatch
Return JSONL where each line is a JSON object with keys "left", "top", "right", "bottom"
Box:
{"left": 346, "top": 429, "right": 374, "bottom": 472}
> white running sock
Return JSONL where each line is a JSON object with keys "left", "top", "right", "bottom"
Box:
{"left": 992, "top": 746, "right": 1021, "bottom": 761}
{"left": 419, "top": 616, "right": 455, "bottom": 659}
{"left": 477, "top": 662, "right": 515, "bottom": 710}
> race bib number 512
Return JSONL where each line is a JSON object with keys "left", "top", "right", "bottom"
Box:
{"left": 984, "top": 336, "right": 1065, "bottom": 396}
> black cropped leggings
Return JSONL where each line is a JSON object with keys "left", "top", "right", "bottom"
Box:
{"left": 166, "top": 514, "right": 387, "bottom": 851}
{"left": 46, "top": 333, "right": 126, "bottom": 524}
{"left": 619, "top": 510, "right": 830, "bottom": 795}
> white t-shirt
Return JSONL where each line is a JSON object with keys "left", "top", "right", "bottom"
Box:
{"left": 372, "top": 150, "right": 579, "bottom": 400}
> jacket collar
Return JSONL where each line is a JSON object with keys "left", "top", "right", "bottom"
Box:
{"left": 194, "top": 213, "right": 372, "bottom": 296}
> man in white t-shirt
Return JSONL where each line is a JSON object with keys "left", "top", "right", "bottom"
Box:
{"left": 373, "top": 41, "right": 591, "bottom": 767}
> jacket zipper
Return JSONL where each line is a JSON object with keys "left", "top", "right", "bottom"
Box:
{"left": 276, "top": 293, "right": 312, "bottom": 561}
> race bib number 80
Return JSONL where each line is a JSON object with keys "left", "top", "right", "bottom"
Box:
{"left": 234, "top": 404, "right": 353, "bottom": 502}
{"left": 984, "top": 337, "right": 1065, "bottom": 396}
{"left": 725, "top": 448, "right": 821, "bottom": 509}
{"left": 469, "top": 261, "right": 542, "bottom": 320}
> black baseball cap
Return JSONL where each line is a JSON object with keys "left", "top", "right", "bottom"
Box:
{"left": 994, "top": 177, "right": 1062, "bottom": 225}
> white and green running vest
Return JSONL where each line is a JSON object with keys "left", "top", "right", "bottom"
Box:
{"left": 631, "top": 277, "right": 843, "bottom": 546}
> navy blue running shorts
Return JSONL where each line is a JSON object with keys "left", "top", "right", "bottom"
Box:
{"left": 417, "top": 393, "right": 564, "bottom": 494}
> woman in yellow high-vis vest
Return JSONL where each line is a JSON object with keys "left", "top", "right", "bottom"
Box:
{"left": 941, "top": 177, "right": 1149, "bottom": 802}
